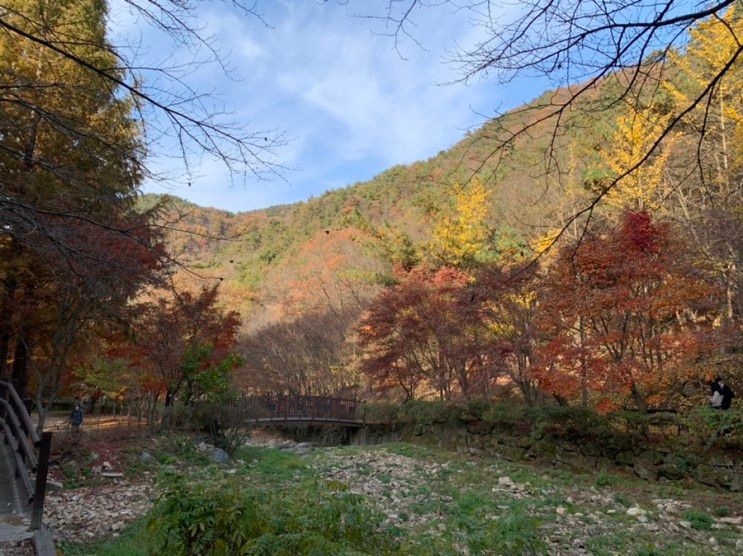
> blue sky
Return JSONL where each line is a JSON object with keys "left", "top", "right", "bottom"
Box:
{"left": 109, "top": 1, "right": 548, "bottom": 212}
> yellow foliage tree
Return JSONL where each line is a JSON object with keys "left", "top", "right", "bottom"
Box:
{"left": 603, "top": 105, "right": 672, "bottom": 211}
{"left": 429, "top": 178, "right": 491, "bottom": 267}
{"left": 662, "top": 5, "right": 742, "bottom": 322}
{"left": 665, "top": 4, "right": 742, "bottom": 188}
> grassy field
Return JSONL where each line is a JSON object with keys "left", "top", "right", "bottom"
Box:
{"left": 61, "top": 438, "right": 742, "bottom": 555}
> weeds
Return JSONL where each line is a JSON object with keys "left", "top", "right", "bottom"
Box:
{"left": 683, "top": 510, "right": 714, "bottom": 530}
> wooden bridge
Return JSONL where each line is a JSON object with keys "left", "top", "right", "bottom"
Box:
{"left": 236, "top": 395, "right": 362, "bottom": 427}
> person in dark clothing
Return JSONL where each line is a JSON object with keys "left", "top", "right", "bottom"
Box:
{"left": 710, "top": 377, "right": 735, "bottom": 410}
{"left": 70, "top": 398, "right": 84, "bottom": 432}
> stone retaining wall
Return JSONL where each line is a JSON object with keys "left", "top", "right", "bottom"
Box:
{"left": 353, "top": 421, "right": 742, "bottom": 491}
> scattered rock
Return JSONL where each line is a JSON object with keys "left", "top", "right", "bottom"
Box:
{"left": 718, "top": 516, "right": 742, "bottom": 525}
{"left": 626, "top": 507, "right": 646, "bottom": 517}
{"left": 44, "top": 479, "right": 155, "bottom": 543}
{"left": 196, "top": 441, "right": 212, "bottom": 452}
{"left": 102, "top": 461, "right": 112, "bottom": 471}
{"left": 497, "top": 476, "right": 515, "bottom": 487}
{"left": 556, "top": 506, "right": 567, "bottom": 516}
{"left": 139, "top": 451, "right": 155, "bottom": 464}
{"left": 293, "top": 442, "right": 312, "bottom": 454}
{"left": 210, "top": 447, "right": 230, "bottom": 464}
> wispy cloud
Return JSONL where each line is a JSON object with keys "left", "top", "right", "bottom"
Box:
{"left": 110, "top": 0, "right": 536, "bottom": 212}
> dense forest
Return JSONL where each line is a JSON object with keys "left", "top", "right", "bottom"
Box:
{"left": 144, "top": 5, "right": 742, "bottom": 415}
{"left": 0, "top": 1, "right": 740, "bottom": 421}
{"left": 1, "top": 1, "right": 741, "bottom": 554}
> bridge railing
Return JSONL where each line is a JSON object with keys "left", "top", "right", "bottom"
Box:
{"left": 0, "top": 380, "right": 52, "bottom": 530}
{"left": 239, "top": 395, "right": 359, "bottom": 423}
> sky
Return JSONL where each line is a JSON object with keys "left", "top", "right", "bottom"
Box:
{"left": 108, "top": 0, "right": 548, "bottom": 213}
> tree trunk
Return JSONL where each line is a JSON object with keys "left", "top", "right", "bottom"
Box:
{"left": 0, "top": 328, "right": 11, "bottom": 380}
{"left": 0, "top": 272, "right": 18, "bottom": 379}
{"left": 11, "top": 332, "right": 31, "bottom": 398}
{"left": 579, "top": 317, "right": 588, "bottom": 407}
{"left": 630, "top": 382, "right": 647, "bottom": 412}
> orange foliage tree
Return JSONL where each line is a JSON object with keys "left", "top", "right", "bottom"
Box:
{"left": 356, "top": 266, "right": 505, "bottom": 400}
{"left": 536, "top": 212, "right": 720, "bottom": 411}
{"left": 128, "top": 285, "right": 241, "bottom": 409}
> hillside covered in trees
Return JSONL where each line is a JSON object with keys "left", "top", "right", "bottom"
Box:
{"left": 154, "top": 5, "right": 741, "bottom": 411}
{"left": 2, "top": 1, "right": 742, "bottom": 554}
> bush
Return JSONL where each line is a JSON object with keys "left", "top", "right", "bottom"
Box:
{"left": 148, "top": 473, "right": 400, "bottom": 555}
{"left": 480, "top": 403, "right": 531, "bottom": 434}
{"left": 683, "top": 406, "right": 743, "bottom": 448}
{"left": 358, "top": 402, "right": 398, "bottom": 424}
{"left": 394, "top": 400, "right": 461, "bottom": 426}
{"left": 169, "top": 401, "right": 253, "bottom": 454}
{"left": 682, "top": 510, "right": 714, "bottom": 531}
{"left": 528, "top": 405, "right": 617, "bottom": 441}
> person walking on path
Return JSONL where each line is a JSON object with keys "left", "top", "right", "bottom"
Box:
{"left": 69, "top": 399, "right": 84, "bottom": 433}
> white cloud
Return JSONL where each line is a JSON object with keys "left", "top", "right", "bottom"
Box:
{"left": 257, "top": 2, "right": 494, "bottom": 166}
{"left": 116, "top": 0, "right": 536, "bottom": 211}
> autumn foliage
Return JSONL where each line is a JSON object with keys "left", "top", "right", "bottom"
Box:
{"left": 536, "top": 212, "right": 719, "bottom": 411}
{"left": 356, "top": 213, "right": 724, "bottom": 411}
{"left": 121, "top": 285, "right": 241, "bottom": 408}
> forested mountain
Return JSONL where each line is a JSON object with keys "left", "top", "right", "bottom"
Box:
{"left": 146, "top": 88, "right": 602, "bottom": 393}
{"left": 151, "top": 84, "right": 617, "bottom": 316}
{"left": 148, "top": 4, "right": 740, "bottom": 404}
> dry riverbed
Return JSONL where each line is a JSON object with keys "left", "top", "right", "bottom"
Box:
{"left": 53, "top": 433, "right": 741, "bottom": 554}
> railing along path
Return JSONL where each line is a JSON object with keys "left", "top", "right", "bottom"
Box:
{"left": 0, "top": 380, "right": 52, "bottom": 530}
{"left": 238, "top": 395, "right": 360, "bottom": 426}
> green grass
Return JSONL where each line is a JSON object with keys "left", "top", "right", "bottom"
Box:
{"left": 61, "top": 438, "right": 743, "bottom": 556}
{"left": 714, "top": 506, "right": 731, "bottom": 517}
{"left": 683, "top": 510, "right": 714, "bottom": 531}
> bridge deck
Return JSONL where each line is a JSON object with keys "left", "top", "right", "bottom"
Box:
{"left": 0, "top": 441, "right": 32, "bottom": 549}
{"left": 249, "top": 416, "right": 363, "bottom": 427}
{"left": 234, "top": 395, "right": 362, "bottom": 427}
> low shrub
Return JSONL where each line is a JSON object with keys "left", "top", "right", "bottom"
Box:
{"left": 169, "top": 401, "right": 253, "bottom": 454}
{"left": 480, "top": 403, "right": 531, "bottom": 434}
{"left": 528, "top": 405, "right": 618, "bottom": 441}
{"left": 393, "top": 399, "right": 461, "bottom": 426}
{"left": 358, "top": 402, "right": 398, "bottom": 424}
{"left": 148, "top": 472, "right": 400, "bottom": 555}
{"left": 683, "top": 510, "right": 714, "bottom": 531}
{"left": 683, "top": 406, "right": 743, "bottom": 448}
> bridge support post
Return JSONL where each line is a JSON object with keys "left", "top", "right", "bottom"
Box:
{"left": 29, "top": 431, "right": 52, "bottom": 531}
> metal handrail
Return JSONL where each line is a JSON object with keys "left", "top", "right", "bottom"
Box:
{"left": 239, "top": 395, "right": 359, "bottom": 422}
